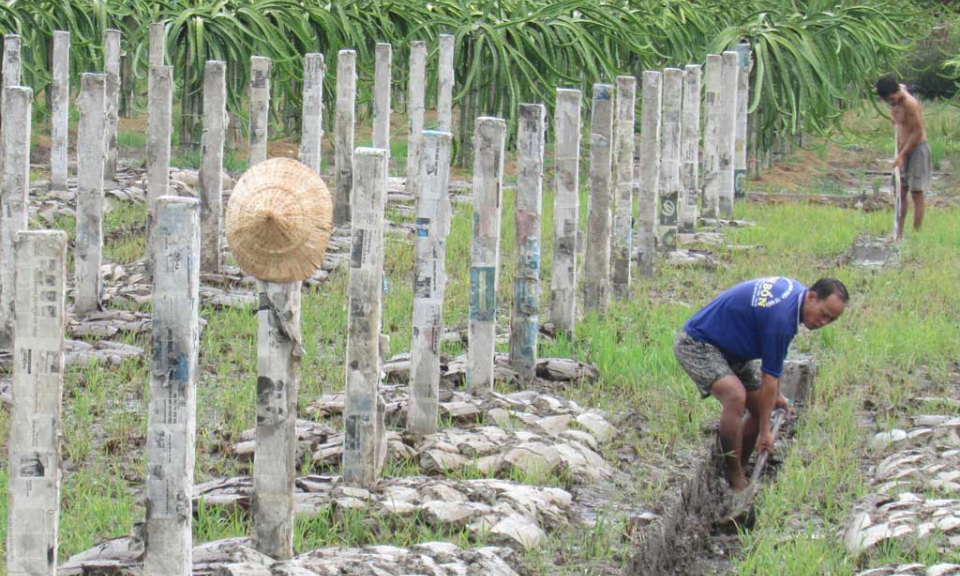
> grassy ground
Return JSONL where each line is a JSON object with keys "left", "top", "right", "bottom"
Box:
{"left": 0, "top": 102, "right": 958, "bottom": 574}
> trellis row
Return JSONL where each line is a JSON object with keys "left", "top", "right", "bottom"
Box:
{"left": 636, "top": 71, "right": 661, "bottom": 276}
{"left": 75, "top": 73, "right": 106, "bottom": 317}
{"left": 680, "top": 64, "right": 702, "bottom": 232}
{"left": 145, "top": 196, "right": 200, "bottom": 576}
{"left": 549, "top": 88, "right": 581, "bottom": 335}
{"left": 719, "top": 50, "right": 740, "bottom": 218}
{"left": 582, "top": 83, "right": 614, "bottom": 314}
{"left": 7, "top": 230, "right": 67, "bottom": 576}
{"left": 612, "top": 76, "right": 636, "bottom": 300}
{"left": 702, "top": 54, "right": 722, "bottom": 219}
{"left": 249, "top": 56, "right": 271, "bottom": 168}
{"left": 509, "top": 103, "right": 546, "bottom": 381}
{"left": 467, "top": 117, "right": 507, "bottom": 390}
{"left": 658, "top": 67, "right": 682, "bottom": 252}
{"left": 103, "top": 29, "right": 121, "bottom": 181}
{"left": 408, "top": 130, "right": 453, "bottom": 438}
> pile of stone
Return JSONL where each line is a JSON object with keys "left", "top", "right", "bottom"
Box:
{"left": 60, "top": 535, "right": 519, "bottom": 576}
{"left": 378, "top": 352, "right": 600, "bottom": 388}
{"left": 0, "top": 339, "right": 143, "bottom": 387}
{"left": 663, "top": 248, "right": 720, "bottom": 269}
{"left": 845, "top": 414, "right": 960, "bottom": 555}
{"left": 854, "top": 564, "right": 960, "bottom": 576}
{"left": 195, "top": 475, "right": 577, "bottom": 550}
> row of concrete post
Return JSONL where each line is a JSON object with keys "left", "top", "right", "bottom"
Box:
{"left": 1, "top": 31, "right": 752, "bottom": 576}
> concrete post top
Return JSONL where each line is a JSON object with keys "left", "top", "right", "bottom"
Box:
{"left": 422, "top": 130, "right": 453, "bottom": 139}
{"left": 685, "top": 64, "right": 702, "bottom": 72}
{"left": 156, "top": 195, "right": 199, "bottom": 207}
{"left": 410, "top": 40, "right": 426, "bottom": 48}
{"left": 556, "top": 87, "right": 581, "bottom": 96}
{"left": 16, "top": 229, "right": 67, "bottom": 242}
{"left": 439, "top": 33, "right": 453, "bottom": 39}
{"left": 339, "top": 49, "right": 357, "bottom": 58}
{"left": 355, "top": 147, "right": 387, "bottom": 158}
{"left": 706, "top": 53, "right": 722, "bottom": 63}
{"left": 205, "top": 60, "right": 226, "bottom": 67}
{"left": 643, "top": 70, "right": 662, "bottom": 80}
{"left": 722, "top": 51, "right": 739, "bottom": 61}
{"left": 81, "top": 72, "right": 107, "bottom": 81}
{"left": 376, "top": 42, "right": 391, "bottom": 49}
{"left": 54, "top": 30, "right": 70, "bottom": 38}
{"left": 4, "top": 34, "right": 20, "bottom": 41}
{"left": 476, "top": 116, "right": 506, "bottom": 125}
{"left": 663, "top": 68, "right": 683, "bottom": 78}
{"left": 3, "top": 85, "right": 31, "bottom": 97}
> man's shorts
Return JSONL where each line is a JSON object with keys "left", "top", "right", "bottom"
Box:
{"left": 673, "top": 330, "right": 759, "bottom": 398}
{"left": 902, "top": 142, "right": 932, "bottom": 193}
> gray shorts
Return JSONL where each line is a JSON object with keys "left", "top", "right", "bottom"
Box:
{"left": 673, "top": 330, "right": 759, "bottom": 398}
{"left": 902, "top": 142, "right": 931, "bottom": 193}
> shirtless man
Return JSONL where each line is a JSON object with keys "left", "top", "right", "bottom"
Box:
{"left": 876, "top": 74, "right": 930, "bottom": 240}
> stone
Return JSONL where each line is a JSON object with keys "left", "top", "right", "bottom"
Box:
{"left": 487, "top": 408, "right": 512, "bottom": 428}
{"left": 871, "top": 429, "right": 908, "bottom": 451}
{"left": 420, "top": 501, "right": 482, "bottom": 527}
{"left": 490, "top": 514, "right": 544, "bottom": 549}
{"left": 560, "top": 430, "right": 600, "bottom": 452}
{"left": 534, "top": 414, "right": 573, "bottom": 437}
{"left": 929, "top": 564, "right": 960, "bottom": 576}
{"left": 576, "top": 412, "right": 616, "bottom": 443}
{"left": 421, "top": 450, "right": 468, "bottom": 474}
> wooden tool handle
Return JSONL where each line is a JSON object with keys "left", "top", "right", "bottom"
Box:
{"left": 749, "top": 409, "right": 786, "bottom": 484}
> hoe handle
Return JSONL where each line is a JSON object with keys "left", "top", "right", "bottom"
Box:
{"left": 750, "top": 408, "right": 786, "bottom": 484}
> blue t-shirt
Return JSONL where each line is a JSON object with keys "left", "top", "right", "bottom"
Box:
{"left": 684, "top": 277, "right": 806, "bottom": 378}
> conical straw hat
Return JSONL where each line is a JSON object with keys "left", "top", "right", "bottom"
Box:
{"left": 226, "top": 157, "right": 333, "bottom": 282}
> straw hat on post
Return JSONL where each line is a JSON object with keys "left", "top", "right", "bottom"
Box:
{"left": 226, "top": 157, "right": 333, "bottom": 282}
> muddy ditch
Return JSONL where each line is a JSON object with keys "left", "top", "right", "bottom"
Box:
{"left": 626, "top": 357, "right": 814, "bottom": 576}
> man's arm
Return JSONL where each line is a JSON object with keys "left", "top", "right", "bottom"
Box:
{"left": 755, "top": 371, "right": 779, "bottom": 455}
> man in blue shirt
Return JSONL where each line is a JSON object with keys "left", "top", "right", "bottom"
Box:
{"left": 674, "top": 277, "right": 848, "bottom": 491}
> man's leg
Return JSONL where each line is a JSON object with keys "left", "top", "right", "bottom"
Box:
{"left": 912, "top": 190, "right": 924, "bottom": 232}
{"left": 710, "top": 375, "right": 748, "bottom": 491}
{"left": 896, "top": 186, "right": 909, "bottom": 240}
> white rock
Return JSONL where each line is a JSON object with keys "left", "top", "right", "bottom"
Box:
{"left": 420, "top": 501, "right": 480, "bottom": 527}
{"left": 575, "top": 412, "right": 616, "bottom": 443}
{"left": 490, "top": 514, "right": 544, "bottom": 550}
{"left": 560, "top": 429, "right": 600, "bottom": 451}
{"left": 928, "top": 564, "right": 960, "bottom": 576}
{"left": 870, "top": 429, "right": 908, "bottom": 451}
{"left": 486, "top": 408, "right": 512, "bottom": 428}
{"left": 535, "top": 414, "right": 573, "bottom": 437}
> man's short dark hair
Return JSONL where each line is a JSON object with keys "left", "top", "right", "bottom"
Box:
{"left": 810, "top": 278, "right": 849, "bottom": 303}
{"left": 876, "top": 74, "right": 899, "bottom": 98}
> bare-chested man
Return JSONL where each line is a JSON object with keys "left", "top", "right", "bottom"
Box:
{"left": 877, "top": 74, "right": 930, "bottom": 240}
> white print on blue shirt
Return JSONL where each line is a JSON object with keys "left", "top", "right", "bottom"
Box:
{"left": 750, "top": 276, "right": 795, "bottom": 308}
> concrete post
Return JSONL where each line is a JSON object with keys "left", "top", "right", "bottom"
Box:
{"left": 408, "top": 131, "right": 452, "bottom": 437}
{"left": 467, "top": 117, "right": 506, "bottom": 391}
{"left": 582, "top": 84, "right": 614, "bottom": 313}
{"left": 103, "top": 29, "right": 121, "bottom": 181}
{"left": 249, "top": 56, "right": 271, "bottom": 167}
{"left": 334, "top": 50, "right": 356, "bottom": 227}
{"left": 373, "top": 43, "right": 391, "bottom": 168}
{"left": 612, "top": 77, "right": 635, "bottom": 300}
{"left": 253, "top": 280, "right": 301, "bottom": 559}
{"left": 144, "top": 197, "right": 200, "bottom": 576}
{"left": 146, "top": 66, "right": 173, "bottom": 275}
{"left": 299, "top": 54, "right": 324, "bottom": 174}
{"left": 437, "top": 34, "right": 454, "bottom": 131}
{"left": 509, "top": 104, "right": 545, "bottom": 380}
{"left": 636, "top": 71, "right": 661, "bottom": 276}
{"left": 75, "top": 73, "right": 107, "bottom": 316}
{"left": 150, "top": 22, "right": 165, "bottom": 68}
{"left": 735, "top": 42, "right": 751, "bottom": 199}
{"left": 50, "top": 31, "right": 70, "bottom": 191}
{"left": 658, "top": 68, "right": 682, "bottom": 252}
{"left": 200, "top": 61, "right": 226, "bottom": 274}
{"left": 680, "top": 64, "right": 702, "bottom": 232}
{"left": 549, "top": 89, "right": 581, "bottom": 335}
{"left": 343, "top": 148, "right": 388, "bottom": 487}
{"left": 702, "top": 55, "right": 722, "bottom": 219}
{"left": 719, "top": 51, "right": 739, "bottom": 217}
{"left": 1, "top": 34, "right": 21, "bottom": 179}
{"left": 2, "top": 34, "right": 20, "bottom": 88}
{"left": 405, "top": 41, "right": 426, "bottom": 198}
{"left": 6, "top": 230, "right": 67, "bottom": 576}
{"left": 0, "top": 87, "right": 31, "bottom": 350}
